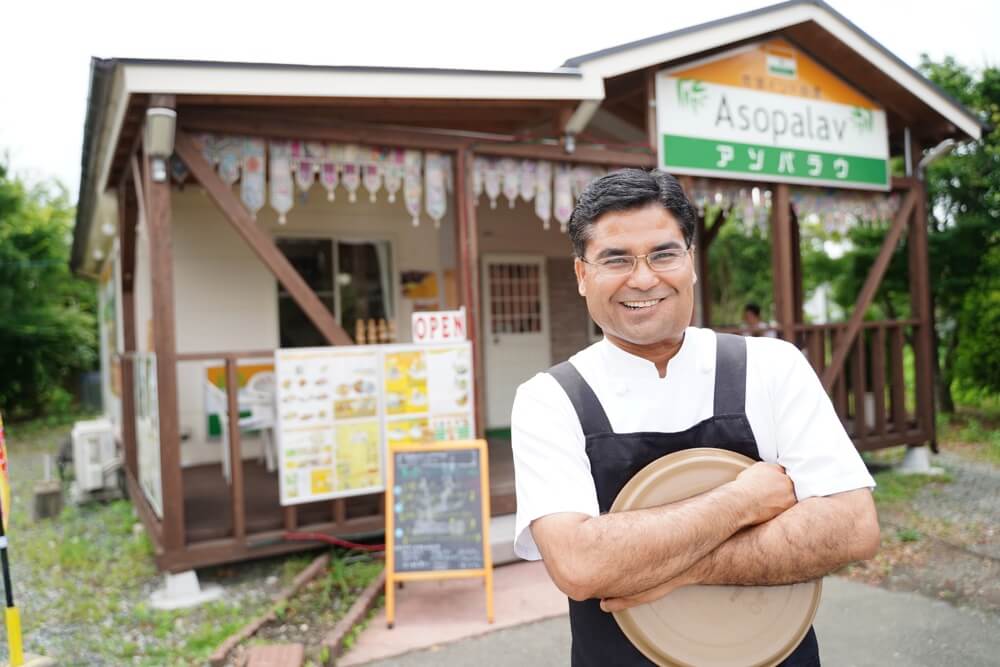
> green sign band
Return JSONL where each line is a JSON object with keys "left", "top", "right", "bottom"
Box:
{"left": 662, "top": 134, "right": 888, "bottom": 187}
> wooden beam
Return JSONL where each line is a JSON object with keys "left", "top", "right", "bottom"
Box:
{"left": 174, "top": 130, "right": 352, "bottom": 346}
{"left": 822, "top": 188, "right": 918, "bottom": 390}
{"left": 456, "top": 148, "right": 485, "bottom": 438}
{"left": 142, "top": 120, "right": 185, "bottom": 552}
{"left": 771, "top": 184, "right": 795, "bottom": 341}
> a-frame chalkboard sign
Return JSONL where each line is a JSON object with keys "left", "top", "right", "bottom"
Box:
{"left": 385, "top": 439, "right": 494, "bottom": 627}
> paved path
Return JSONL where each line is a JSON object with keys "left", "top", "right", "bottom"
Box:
{"left": 345, "top": 577, "right": 1000, "bottom": 666}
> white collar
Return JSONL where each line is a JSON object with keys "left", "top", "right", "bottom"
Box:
{"left": 598, "top": 328, "right": 700, "bottom": 382}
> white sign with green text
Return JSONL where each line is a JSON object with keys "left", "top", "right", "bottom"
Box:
{"left": 657, "top": 75, "right": 890, "bottom": 190}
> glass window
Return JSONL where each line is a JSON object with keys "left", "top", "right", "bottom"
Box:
{"left": 276, "top": 238, "right": 393, "bottom": 347}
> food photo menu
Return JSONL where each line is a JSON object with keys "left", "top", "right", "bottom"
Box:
{"left": 275, "top": 342, "right": 475, "bottom": 505}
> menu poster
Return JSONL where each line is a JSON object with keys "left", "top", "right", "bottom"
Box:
{"left": 275, "top": 342, "right": 475, "bottom": 506}
{"left": 276, "top": 348, "right": 383, "bottom": 504}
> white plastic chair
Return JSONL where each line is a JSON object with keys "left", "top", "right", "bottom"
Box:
{"left": 205, "top": 371, "right": 277, "bottom": 483}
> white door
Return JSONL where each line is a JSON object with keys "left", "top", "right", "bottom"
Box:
{"left": 482, "top": 255, "right": 551, "bottom": 428}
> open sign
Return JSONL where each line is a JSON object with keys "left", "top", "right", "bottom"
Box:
{"left": 412, "top": 309, "right": 466, "bottom": 343}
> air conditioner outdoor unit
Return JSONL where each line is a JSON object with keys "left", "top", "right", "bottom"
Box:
{"left": 71, "top": 418, "right": 118, "bottom": 492}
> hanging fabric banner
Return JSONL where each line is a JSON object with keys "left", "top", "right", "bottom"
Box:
{"left": 425, "top": 151, "right": 447, "bottom": 227}
{"left": 472, "top": 157, "right": 486, "bottom": 205}
{"left": 241, "top": 139, "right": 266, "bottom": 217}
{"left": 320, "top": 144, "right": 341, "bottom": 202}
{"left": 519, "top": 160, "right": 537, "bottom": 202}
{"left": 535, "top": 161, "right": 553, "bottom": 230}
{"left": 340, "top": 145, "right": 362, "bottom": 203}
{"left": 483, "top": 159, "right": 501, "bottom": 209}
{"left": 269, "top": 141, "right": 294, "bottom": 224}
{"left": 363, "top": 149, "right": 384, "bottom": 203}
{"left": 384, "top": 149, "right": 405, "bottom": 203}
{"left": 501, "top": 158, "right": 520, "bottom": 208}
{"left": 554, "top": 164, "right": 573, "bottom": 232}
{"left": 404, "top": 150, "right": 423, "bottom": 226}
{"left": 216, "top": 137, "right": 243, "bottom": 186}
{"left": 291, "top": 142, "right": 313, "bottom": 196}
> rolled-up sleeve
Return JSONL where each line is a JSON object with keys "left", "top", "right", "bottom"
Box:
{"left": 768, "top": 342, "right": 876, "bottom": 500}
{"left": 511, "top": 372, "right": 599, "bottom": 560}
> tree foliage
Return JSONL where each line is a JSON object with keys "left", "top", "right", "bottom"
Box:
{"left": 0, "top": 161, "right": 97, "bottom": 420}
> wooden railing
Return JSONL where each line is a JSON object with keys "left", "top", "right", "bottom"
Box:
{"left": 716, "top": 320, "right": 931, "bottom": 451}
{"left": 174, "top": 350, "right": 384, "bottom": 556}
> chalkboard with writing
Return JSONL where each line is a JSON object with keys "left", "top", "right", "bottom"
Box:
{"left": 391, "top": 448, "right": 484, "bottom": 572}
{"left": 385, "top": 439, "right": 494, "bottom": 627}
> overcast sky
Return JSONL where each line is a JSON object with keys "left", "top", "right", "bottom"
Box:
{"left": 2, "top": 0, "right": 997, "bottom": 199}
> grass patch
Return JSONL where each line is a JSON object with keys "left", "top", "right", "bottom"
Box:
{"left": 872, "top": 469, "right": 952, "bottom": 505}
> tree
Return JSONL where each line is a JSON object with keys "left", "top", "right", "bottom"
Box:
{"left": 0, "top": 161, "right": 97, "bottom": 420}
{"left": 919, "top": 56, "right": 1000, "bottom": 411}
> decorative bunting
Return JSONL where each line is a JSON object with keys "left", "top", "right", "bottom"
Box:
{"left": 320, "top": 144, "right": 340, "bottom": 202}
{"left": 501, "top": 158, "right": 520, "bottom": 208}
{"left": 483, "top": 158, "right": 501, "bottom": 209}
{"left": 269, "top": 141, "right": 294, "bottom": 224}
{"left": 554, "top": 164, "right": 573, "bottom": 232}
{"left": 535, "top": 161, "right": 552, "bottom": 230}
{"left": 404, "top": 150, "right": 423, "bottom": 226}
{"left": 216, "top": 137, "right": 243, "bottom": 186}
{"left": 472, "top": 157, "right": 486, "bottom": 205}
{"left": 241, "top": 139, "right": 266, "bottom": 217}
{"left": 383, "top": 150, "right": 405, "bottom": 203}
{"left": 363, "top": 150, "right": 384, "bottom": 203}
{"left": 519, "top": 160, "right": 537, "bottom": 201}
{"left": 425, "top": 151, "right": 448, "bottom": 227}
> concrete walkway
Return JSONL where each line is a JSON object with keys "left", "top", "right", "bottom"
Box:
{"left": 341, "top": 565, "right": 1000, "bottom": 666}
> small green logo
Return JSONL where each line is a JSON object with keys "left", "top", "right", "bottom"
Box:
{"left": 851, "top": 107, "right": 874, "bottom": 133}
{"left": 676, "top": 79, "right": 708, "bottom": 112}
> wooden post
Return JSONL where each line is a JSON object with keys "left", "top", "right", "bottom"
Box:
{"left": 909, "top": 179, "right": 936, "bottom": 445}
{"left": 790, "top": 203, "right": 804, "bottom": 326}
{"left": 696, "top": 212, "right": 711, "bottom": 327}
{"left": 224, "top": 358, "right": 246, "bottom": 543}
{"left": 142, "top": 94, "right": 185, "bottom": 551}
{"left": 118, "top": 167, "right": 139, "bottom": 480}
{"left": 456, "top": 148, "right": 484, "bottom": 438}
{"left": 771, "top": 184, "right": 795, "bottom": 341}
{"left": 173, "top": 130, "right": 352, "bottom": 346}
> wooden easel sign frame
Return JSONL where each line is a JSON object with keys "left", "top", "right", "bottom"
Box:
{"left": 385, "top": 439, "right": 494, "bottom": 628}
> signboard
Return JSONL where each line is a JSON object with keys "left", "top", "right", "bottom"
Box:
{"left": 275, "top": 342, "right": 475, "bottom": 505}
{"left": 411, "top": 308, "right": 466, "bottom": 343}
{"left": 385, "top": 439, "right": 494, "bottom": 627}
{"left": 134, "top": 353, "right": 163, "bottom": 518}
{"left": 657, "top": 39, "right": 889, "bottom": 190}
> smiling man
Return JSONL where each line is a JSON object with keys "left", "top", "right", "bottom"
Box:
{"left": 511, "top": 169, "right": 879, "bottom": 666}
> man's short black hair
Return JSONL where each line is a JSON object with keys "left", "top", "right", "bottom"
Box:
{"left": 567, "top": 168, "right": 697, "bottom": 257}
{"left": 744, "top": 303, "right": 762, "bottom": 317}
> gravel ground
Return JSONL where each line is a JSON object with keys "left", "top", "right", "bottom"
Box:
{"left": 857, "top": 448, "right": 1000, "bottom": 616}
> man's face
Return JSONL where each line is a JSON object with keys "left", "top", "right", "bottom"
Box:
{"left": 574, "top": 204, "right": 696, "bottom": 351}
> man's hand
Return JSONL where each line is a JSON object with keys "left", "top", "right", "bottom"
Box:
{"left": 734, "top": 462, "right": 797, "bottom": 525}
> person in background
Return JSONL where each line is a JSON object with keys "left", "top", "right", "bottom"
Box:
{"left": 742, "top": 302, "right": 777, "bottom": 337}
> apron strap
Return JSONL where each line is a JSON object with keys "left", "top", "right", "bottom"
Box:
{"left": 548, "top": 361, "right": 614, "bottom": 436}
{"left": 713, "top": 333, "right": 748, "bottom": 417}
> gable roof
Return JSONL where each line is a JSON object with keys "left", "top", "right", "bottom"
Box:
{"left": 564, "top": 0, "right": 984, "bottom": 142}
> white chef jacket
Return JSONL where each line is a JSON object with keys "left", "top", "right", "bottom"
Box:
{"left": 512, "top": 326, "right": 875, "bottom": 561}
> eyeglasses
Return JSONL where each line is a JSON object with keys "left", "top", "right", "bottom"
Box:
{"left": 579, "top": 246, "right": 694, "bottom": 276}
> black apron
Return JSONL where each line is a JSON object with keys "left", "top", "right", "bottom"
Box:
{"left": 547, "top": 332, "right": 820, "bottom": 666}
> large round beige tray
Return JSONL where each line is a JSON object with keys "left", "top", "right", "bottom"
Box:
{"left": 610, "top": 448, "right": 822, "bottom": 667}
